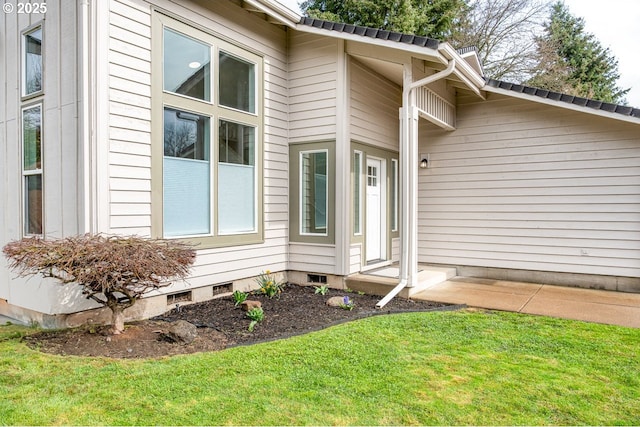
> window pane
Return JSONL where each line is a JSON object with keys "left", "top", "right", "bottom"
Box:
{"left": 23, "top": 105, "right": 41, "bottom": 170}
{"left": 163, "top": 28, "right": 210, "bottom": 101}
{"left": 219, "top": 51, "right": 255, "bottom": 113}
{"left": 164, "top": 107, "right": 209, "bottom": 160}
{"left": 24, "top": 28, "right": 42, "bottom": 95}
{"left": 391, "top": 159, "right": 398, "bottom": 232}
{"left": 301, "top": 151, "right": 327, "bottom": 234}
{"left": 218, "top": 120, "right": 256, "bottom": 233}
{"left": 354, "top": 152, "right": 361, "bottom": 235}
{"left": 218, "top": 120, "right": 255, "bottom": 165}
{"left": 163, "top": 108, "right": 211, "bottom": 237}
{"left": 25, "top": 174, "right": 42, "bottom": 235}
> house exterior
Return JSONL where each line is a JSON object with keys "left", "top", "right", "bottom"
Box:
{"left": 1, "top": 0, "right": 639, "bottom": 327}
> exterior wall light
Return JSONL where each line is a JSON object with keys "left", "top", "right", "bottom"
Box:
{"left": 420, "top": 153, "right": 429, "bottom": 169}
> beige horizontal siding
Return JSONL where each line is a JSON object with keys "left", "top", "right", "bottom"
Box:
{"left": 288, "top": 32, "right": 338, "bottom": 143}
{"left": 289, "top": 243, "right": 337, "bottom": 274}
{"left": 106, "top": 0, "right": 290, "bottom": 288}
{"left": 419, "top": 93, "right": 640, "bottom": 278}
{"left": 350, "top": 59, "right": 401, "bottom": 150}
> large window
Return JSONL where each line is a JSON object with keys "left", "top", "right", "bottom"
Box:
{"left": 22, "top": 104, "right": 43, "bottom": 235}
{"left": 154, "top": 14, "right": 262, "bottom": 245}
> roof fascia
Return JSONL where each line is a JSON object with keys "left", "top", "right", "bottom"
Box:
{"left": 438, "top": 43, "right": 485, "bottom": 89}
{"left": 484, "top": 85, "right": 640, "bottom": 125}
{"left": 242, "top": 0, "right": 300, "bottom": 28}
{"left": 295, "top": 23, "right": 447, "bottom": 63}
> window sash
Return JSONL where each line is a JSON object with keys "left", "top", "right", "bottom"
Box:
{"left": 391, "top": 158, "right": 398, "bottom": 232}
{"left": 22, "top": 104, "right": 43, "bottom": 236}
{"left": 300, "top": 150, "right": 328, "bottom": 236}
{"left": 23, "top": 27, "right": 43, "bottom": 97}
{"left": 354, "top": 151, "right": 362, "bottom": 235}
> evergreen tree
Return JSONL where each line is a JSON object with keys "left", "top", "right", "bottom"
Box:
{"left": 527, "top": 2, "right": 628, "bottom": 104}
{"left": 299, "top": 0, "right": 467, "bottom": 40}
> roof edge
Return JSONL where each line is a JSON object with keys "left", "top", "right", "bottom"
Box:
{"left": 485, "top": 78, "right": 640, "bottom": 124}
{"left": 243, "top": 0, "right": 301, "bottom": 28}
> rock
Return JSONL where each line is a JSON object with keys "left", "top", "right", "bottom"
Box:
{"left": 241, "top": 300, "right": 262, "bottom": 311}
{"left": 165, "top": 320, "right": 198, "bottom": 345}
{"left": 326, "top": 296, "right": 346, "bottom": 307}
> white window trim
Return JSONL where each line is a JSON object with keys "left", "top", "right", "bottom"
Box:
{"left": 299, "top": 149, "right": 329, "bottom": 237}
{"left": 354, "top": 150, "right": 363, "bottom": 236}
{"left": 21, "top": 103, "right": 43, "bottom": 236}
{"left": 391, "top": 158, "right": 398, "bottom": 232}
{"left": 21, "top": 24, "right": 44, "bottom": 99}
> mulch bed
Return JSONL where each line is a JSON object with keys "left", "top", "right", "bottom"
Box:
{"left": 23, "top": 284, "right": 456, "bottom": 359}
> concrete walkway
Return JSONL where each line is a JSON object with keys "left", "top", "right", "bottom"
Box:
{"left": 411, "top": 276, "right": 640, "bottom": 328}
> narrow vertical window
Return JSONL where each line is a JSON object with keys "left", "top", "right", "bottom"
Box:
{"left": 22, "top": 105, "right": 42, "bottom": 235}
{"left": 391, "top": 158, "right": 398, "bottom": 232}
{"left": 301, "top": 150, "right": 328, "bottom": 235}
{"left": 218, "top": 120, "right": 256, "bottom": 234}
{"left": 23, "top": 27, "right": 43, "bottom": 96}
{"left": 353, "top": 151, "right": 362, "bottom": 235}
{"left": 219, "top": 51, "right": 255, "bottom": 113}
{"left": 163, "top": 107, "right": 211, "bottom": 237}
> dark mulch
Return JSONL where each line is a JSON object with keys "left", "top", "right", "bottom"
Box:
{"left": 23, "top": 284, "right": 454, "bottom": 359}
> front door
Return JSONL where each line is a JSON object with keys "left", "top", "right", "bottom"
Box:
{"left": 366, "top": 157, "right": 386, "bottom": 263}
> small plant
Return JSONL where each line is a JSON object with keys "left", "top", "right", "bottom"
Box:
{"left": 233, "top": 290, "right": 248, "bottom": 306}
{"left": 314, "top": 285, "right": 329, "bottom": 295}
{"left": 246, "top": 307, "right": 264, "bottom": 332}
{"left": 357, "top": 291, "right": 366, "bottom": 296}
{"left": 339, "top": 296, "right": 355, "bottom": 311}
{"left": 256, "top": 270, "right": 285, "bottom": 299}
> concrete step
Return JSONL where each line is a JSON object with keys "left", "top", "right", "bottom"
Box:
{"left": 346, "top": 265, "right": 457, "bottom": 299}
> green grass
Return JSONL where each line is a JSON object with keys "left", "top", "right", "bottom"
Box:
{"left": 1, "top": 310, "right": 639, "bottom": 425}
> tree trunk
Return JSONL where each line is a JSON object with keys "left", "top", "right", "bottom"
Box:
{"left": 111, "top": 306, "right": 125, "bottom": 334}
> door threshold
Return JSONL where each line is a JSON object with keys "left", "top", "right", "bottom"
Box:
{"left": 361, "top": 260, "right": 392, "bottom": 272}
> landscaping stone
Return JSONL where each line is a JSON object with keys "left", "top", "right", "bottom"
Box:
{"left": 241, "top": 300, "right": 262, "bottom": 311}
{"left": 165, "top": 320, "right": 198, "bottom": 345}
{"left": 326, "top": 296, "right": 346, "bottom": 307}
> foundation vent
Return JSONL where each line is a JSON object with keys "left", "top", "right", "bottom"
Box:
{"left": 213, "top": 283, "right": 233, "bottom": 295}
{"left": 307, "top": 274, "right": 327, "bottom": 284}
{"left": 167, "top": 291, "right": 192, "bottom": 305}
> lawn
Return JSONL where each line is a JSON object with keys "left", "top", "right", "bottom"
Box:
{"left": 1, "top": 310, "right": 639, "bottom": 425}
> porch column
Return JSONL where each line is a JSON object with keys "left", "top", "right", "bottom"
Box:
{"left": 399, "top": 62, "right": 420, "bottom": 287}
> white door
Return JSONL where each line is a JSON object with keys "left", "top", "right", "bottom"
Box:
{"left": 366, "top": 158, "right": 385, "bottom": 262}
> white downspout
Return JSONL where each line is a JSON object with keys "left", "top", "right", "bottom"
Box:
{"left": 376, "top": 59, "right": 456, "bottom": 309}
{"left": 79, "top": 0, "right": 92, "bottom": 234}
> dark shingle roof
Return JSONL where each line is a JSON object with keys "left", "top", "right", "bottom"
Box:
{"left": 486, "top": 79, "right": 640, "bottom": 119}
{"left": 298, "top": 17, "right": 440, "bottom": 50}
{"left": 297, "top": 17, "right": 639, "bottom": 121}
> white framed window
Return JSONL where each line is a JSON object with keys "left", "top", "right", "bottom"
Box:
{"left": 353, "top": 150, "right": 362, "bottom": 235}
{"left": 300, "top": 149, "right": 328, "bottom": 236}
{"left": 391, "top": 158, "right": 398, "bottom": 232}
{"left": 22, "top": 26, "right": 43, "bottom": 97}
{"left": 22, "top": 104, "right": 43, "bottom": 235}
{"left": 154, "top": 14, "right": 263, "bottom": 245}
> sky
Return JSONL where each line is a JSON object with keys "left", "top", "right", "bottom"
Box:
{"left": 276, "top": 0, "right": 640, "bottom": 108}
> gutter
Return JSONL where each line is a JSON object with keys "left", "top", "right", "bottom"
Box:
{"left": 376, "top": 58, "right": 457, "bottom": 309}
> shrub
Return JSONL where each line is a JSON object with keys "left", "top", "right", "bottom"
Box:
{"left": 3, "top": 234, "right": 195, "bottom": 334}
